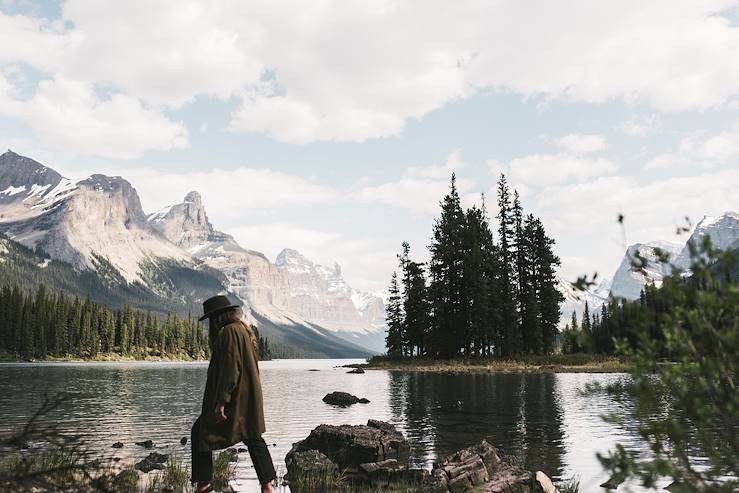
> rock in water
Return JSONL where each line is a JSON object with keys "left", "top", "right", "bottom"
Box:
{"left": 135, "top": 440, "right": 154, "bottom": 449}
{"left": 112, "top": 441, "right": 124, "bottom": 448}
{"left": 322, "top": 391, "right": 370, "bottom": 407}
{"left": 347, "top": 367, "right": 365, "bottom": 374}
{"left": 135, "top": 452, "right": 168, "bottom": 473}
{"left": 180, "top": 436, "right": 187, "bottom": 445}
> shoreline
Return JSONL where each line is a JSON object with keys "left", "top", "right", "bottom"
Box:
{"left": 0, "top": 352, "right": 208, "bottom": 363}
{"left": 351, "top": 355, "right": 632, "bottom": 374}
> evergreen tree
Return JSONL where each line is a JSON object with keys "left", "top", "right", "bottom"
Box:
{"left": 496, "top": 174, "right": 520, "bottom": 356}
{"left": 463, "top": 202, "right": 496, "bottom": 356}
{"left": 399, "top": 242, "right": 428, "bottom": 356}
{"left": 384, "top": 272, "right": 404, "bottom": 357}
{"left": 529, "top": 216, "right": 563, "bottom": 354}
{"left": 428, "top": 174, "right": 467, "bottom": 358}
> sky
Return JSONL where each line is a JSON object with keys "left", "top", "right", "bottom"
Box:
{"left": 1, "top": 0, "right": 738, "bottom": 294}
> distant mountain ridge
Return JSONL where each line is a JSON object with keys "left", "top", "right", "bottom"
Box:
{"left": 0, "top": 150, "right": 378, "bottom": 357}
{"left": 149, "top": 191, "right": 387, "bottom": 353}
{"left": 560, "top": 211, "right": 739, "bottom": 325}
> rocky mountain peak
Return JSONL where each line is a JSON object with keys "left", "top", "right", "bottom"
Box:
{"left": 184, "top": 190, "right": 203, "bottom": 205}
{"left": 0, "top": 150, "right": 65, "bottom": 203}
{"left": 276, "top": 248, "right": 314, "bottom": 270}
{"left": 77, "top": 174, "right": 148, "bottom": 224}
{"left": 675, "top": 211, "right": 739, "bottom": 268}
{"left": 148, "top": 191, "right": 218, "bottom": 250}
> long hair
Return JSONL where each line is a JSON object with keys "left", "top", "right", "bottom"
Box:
{"left": 208, "top": 307, "right": 243, "bottom": 350}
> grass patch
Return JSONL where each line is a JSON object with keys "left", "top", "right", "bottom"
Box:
{"left": 360, "top": 353, "right": 630, "bottom": 373}
{"left": 212, "top": 450, "right": 236, "bottom": 491}
{"left": 145, "top": 455, "right": 190, "bottom": 493}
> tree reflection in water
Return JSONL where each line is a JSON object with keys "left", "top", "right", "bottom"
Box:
{"left": 388, "top": 371, "right": 566, "bottom": 481}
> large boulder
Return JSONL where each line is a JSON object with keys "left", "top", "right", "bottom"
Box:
{"left": 286, "top": 420, "right": 411, "bottom": 472}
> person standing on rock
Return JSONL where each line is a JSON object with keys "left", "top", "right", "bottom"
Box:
{"left": 191, "top": 295, "right": 276, "bottom": 493}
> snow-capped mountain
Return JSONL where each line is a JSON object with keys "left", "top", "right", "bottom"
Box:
{"left": 150, "top": 192, "right": 387, "bottom": 353}
{"left": 0, "top": 151, "right": 189, "bottom": 284}
{"left": 674, "top": 212, "right": 739, "bottom": 269}
{"left": 608, "top": 213, "right": 739, "bottom": 301}
{"left": 609, "top": 240, "right": 684, "bottom": 300}
{"left": 559, "top": 212, "right": 739, "bottom": 321}
{"left": 558, "top": 276, "right": 611, "bottom": 327}
{"left": 0, "top": 151, "right": 377, "bottom": 356}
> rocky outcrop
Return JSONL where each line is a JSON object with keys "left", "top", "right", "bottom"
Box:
{"left": 286, "top": 421, "right": 560, "bottom": 493}
{"left": 286, "top": 420, "right": 411, "bottom": 474}
{"left": 322, "top": 392, "right": 370, "bottom": 407}
{"left": 422, "top": 441, "right": 560, "bottom": 493}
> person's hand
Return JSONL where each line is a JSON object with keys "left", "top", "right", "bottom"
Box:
{"left": 215, "top": 404, "right": 227, "bottom": 423}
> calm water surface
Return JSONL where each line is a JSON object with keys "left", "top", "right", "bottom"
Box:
{"left": 0, "top": 360, "right": 652, "bottom": 492}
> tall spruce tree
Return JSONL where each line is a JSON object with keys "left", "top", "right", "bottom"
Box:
{"left": 462, "top": 202, "right": 496, "bottom": 356}
{"left": 385, "top": 271, "right": 404, "bottom": 357}
{"left": 529, "top": 216, "right": 563, "bottom": 354}
{"left": 496, "top": 174, "right": 520, "bottom": 356}
{"left": 399, "top": 242, "right": 428, "bottom": 356}
{"left": 428, "top": 174, "right": 467, "bottom": 358}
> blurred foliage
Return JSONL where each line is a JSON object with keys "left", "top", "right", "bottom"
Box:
{"left": 597, "top": 237, "right": 738, "bottom": 492}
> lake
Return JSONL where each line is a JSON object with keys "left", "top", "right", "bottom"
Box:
{"left": 0, "top": 360, "right": 653, "bottom": 492}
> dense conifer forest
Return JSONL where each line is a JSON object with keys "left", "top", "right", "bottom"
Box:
{"left": 385, "top": 174, "right": 564, "bottom": 357}
{"left": 0, "top": 283, "right": 275, "bottom": 361}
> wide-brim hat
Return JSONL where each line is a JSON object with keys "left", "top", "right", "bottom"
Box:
{"left": 199, "top": 295, "right": 241, "bottom": 321}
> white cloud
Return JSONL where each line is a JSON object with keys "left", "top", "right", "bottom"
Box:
{"left": 487, "top": 159, "right": 509, "bottom": 179}
{"left": 507, "top": 153, "right": 618, "bottom": 187}
{"left": 534, "top": 168, "right": 739, "bottom": 279}
{"left": 354, "top": 150, "right": 474, "bottom": 214}
{"left": 646, "top": 121, "right": 739, "bottom": 169}
{"left": 58, "top": 165, "right": 339, "bottom": 217}
{"left": 229, "top": 222, "right": 341, "bottom": 262}
{"left": 229, "top": 222, "right": 399, "bottom": 292}
{"left": 4, "top": 1, "right": 739, "bottom": 146}
{"left": 620, "top": 114, "right": 659, "bottom": 137}
{"left": 0, "top": 76, "right": 188, "bottom": 159}
{"left": 404, "top": 148, "right": 465, "bottom": 179}
{"left": 555, "top": 134, "right": 608, "bottom": 154}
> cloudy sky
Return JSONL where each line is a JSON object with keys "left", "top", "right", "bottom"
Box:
{"left": 1, "top": 0, "right": 738, "bottom": 293}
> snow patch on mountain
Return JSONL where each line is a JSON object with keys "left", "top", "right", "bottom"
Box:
{"left": 0, "top": 151, "right": 192, "bottom": 284}
{"left": 674, "top": 212, "right": 739, "bottom": 269}
{"left": 1, "top": 185, "right": 26, "bottom": 196}
{"left": 558, "top": 276, "right": 611, "bottom": 326}
{"left": 609, "top": 240, "right": 683, "bottom": 300}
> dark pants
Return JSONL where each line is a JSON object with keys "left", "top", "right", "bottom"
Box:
{"left": 191, "top": 418, "right": 277, "bottom": 486}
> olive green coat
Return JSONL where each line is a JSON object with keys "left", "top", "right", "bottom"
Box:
{"left": 197, "top": 321, "right": 266, "bottom": 451}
